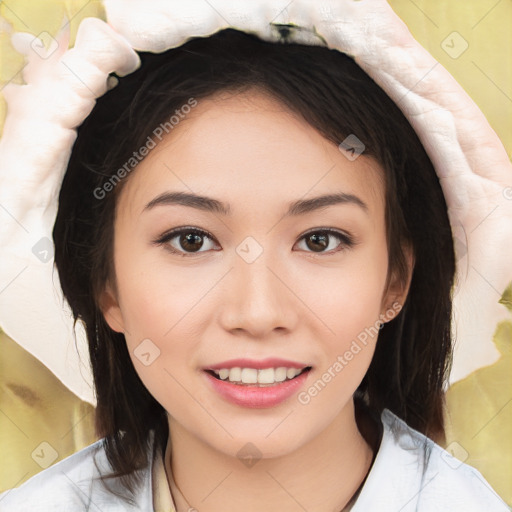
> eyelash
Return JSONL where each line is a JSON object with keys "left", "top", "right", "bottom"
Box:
{"left": 153, "top": 226, "right": 355, "bottom": 257}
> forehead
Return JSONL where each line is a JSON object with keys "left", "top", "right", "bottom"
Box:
{"left": 117, "top": 88, "right": 385, "bottom": 218}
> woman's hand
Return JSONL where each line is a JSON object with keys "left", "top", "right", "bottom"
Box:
{"left": 287, "top": 0, "right": 512, "bottom": 381}
{"left": 1, "top": 0, "right": 509, "bottom": 400}
{"left": 0, "top": 18, "right": 140, "bottom": 404}
{"left": 106, "top": 0, "right": 512, "bottom": 381}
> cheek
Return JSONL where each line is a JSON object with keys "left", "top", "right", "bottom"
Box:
{"left": 294, "top": 266, "right": 386, "bottom": 416}
{"left": 292, "top": 241, "right": 388, "bottom": 392}
{"left": 115, "top": 226, "right": 389, "bottom": 363}
{"left": 112, "top": 233, "right": 206, "bottom": 338}
{"left": 111, "top": 238, "right": 219, "bottom": 401}
{"left": 112, "top": 220, "right": 389, "bottom": 416}
{"left": 293, "top": 244, "right": 389, "bottom": 339}
{"left": 113, "top": 260, "right": 202, "bottom": 417}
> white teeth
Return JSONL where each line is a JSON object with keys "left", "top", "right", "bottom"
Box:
{"left": 210, "top": 366, "right": 307, "bottom": 385}
{"left": 257, "top": 368, "right": 275, "bottom": 384}
{"left": 287, "top": 368, "right": 300, "bottom": 379}
{"left": 274, "top": 367, "right": 287, "bottom": 382}
{"left": 241, "top": 368, "right": 258, "bottom": 384}
{"left": 218, "top": 369, "right": 230, "bottom": 380}
{"left": 228, "top": 367, "right": 241, "bottom": 382}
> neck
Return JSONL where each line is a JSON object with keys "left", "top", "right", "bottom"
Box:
{"left": 164, "top": 400, "right": 377, "bottom": 512}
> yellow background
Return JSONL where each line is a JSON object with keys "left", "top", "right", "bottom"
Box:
{"left": 0, "top": 0, "right": 511, "bottom": 505}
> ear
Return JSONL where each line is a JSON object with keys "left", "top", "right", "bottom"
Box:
{"left": 380, "top": 243, "right": 415, "bottom": 323}
{"left": 99, "top": 281, "right": 126, "bottom": 333}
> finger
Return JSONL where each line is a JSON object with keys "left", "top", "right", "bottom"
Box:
{"left": 0, "top": 17, "right": 141, "bottom": 219}
{"left": 291, "top": 0, "right": 511, "bottom": 186}
{"left": 72, "top": 17, "right": 140, "bottom": 77}
{"left": 104, "top": 0, "right": 301, "bottom": 50}
{"left": 105, "top": 0, "right": 225, "bottom": 51}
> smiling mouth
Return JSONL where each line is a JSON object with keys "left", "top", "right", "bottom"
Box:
{"left": 205, "top": 366, "right": 312, "bottom": 387}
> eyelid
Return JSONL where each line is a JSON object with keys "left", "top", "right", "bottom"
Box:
{"left": 295, "top": 228, "right": 355, "bottom": 254}
{"left": 152, "top": 226, "right": 219, "bottom": 256}
{"left": 299, "top": 227, "right": 354, "bottom": 243}
{"left": 153, "top": 226, "right": 355, "bottom": 256}
{"left": 155, "top": 226, "right": 217, "bottom": 243}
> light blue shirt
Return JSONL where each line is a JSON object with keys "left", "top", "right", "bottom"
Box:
{"left": 0, "top": 409, "right": 509, "bottom": 511}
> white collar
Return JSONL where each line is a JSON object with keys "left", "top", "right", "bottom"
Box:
{"left": 149, "top": 408, "right": 507, "bottom": 512}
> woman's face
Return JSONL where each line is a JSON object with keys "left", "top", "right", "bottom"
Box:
{"left": 101, "top": 88, "right": 411, "bottom": 458}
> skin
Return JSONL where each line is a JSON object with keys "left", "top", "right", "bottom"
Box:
{"left": 100, "top": 88, "right": 413, "bottom": 512}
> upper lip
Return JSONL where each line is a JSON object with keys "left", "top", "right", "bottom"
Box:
{"left": 204, "top": 358, "right": 311, "bottom": 370}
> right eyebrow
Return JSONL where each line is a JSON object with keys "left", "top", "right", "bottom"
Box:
{"left": 142, "top": 190, "right": 368, "bottom": 217}
{"left": 143, "top": 191, "right": 231, "bottom": 216}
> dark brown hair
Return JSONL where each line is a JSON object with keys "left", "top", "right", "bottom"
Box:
{"left": 53, "top": 27, "right": 455, "bottom": 501}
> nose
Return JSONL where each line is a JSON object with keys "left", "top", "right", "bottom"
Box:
{"left": 217, "top": 249, "right": 299, "bottom": 339}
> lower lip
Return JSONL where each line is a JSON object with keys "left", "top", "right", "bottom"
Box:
{"left": 203, "top": 369, "right": 311, "bottom": 408}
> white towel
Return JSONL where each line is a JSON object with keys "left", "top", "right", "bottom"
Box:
{"left": 0, "top": 0, "right": 511, "bottom": 405}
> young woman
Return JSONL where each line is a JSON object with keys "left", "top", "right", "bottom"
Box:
{"left": 0, "top": 7, "right": 510, "bottom": 512}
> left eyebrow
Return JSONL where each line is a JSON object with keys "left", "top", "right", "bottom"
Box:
{"left": 285, "top": 192, "right": 369, "bottom": 217}
{"left": 142, "top": 191, "right": 368, "bottom": 216}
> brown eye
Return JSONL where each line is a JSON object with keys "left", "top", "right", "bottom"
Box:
{"left": 297, "top": 229, "right": 354, "bottom": 254}
{"left": 305, "top": 232, "right": 329, "bottom": 252}
{"left": 155, "top": 227, "right": 218, "bottom": 255}
{"left": 179, "top": 232, "right": 205, "bottom": 252}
